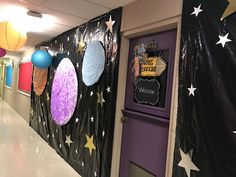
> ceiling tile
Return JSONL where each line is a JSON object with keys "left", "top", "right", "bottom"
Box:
{"left": 43, "top": 0, "right": 109, "bottom": 19}
{"left": 86, "top": 0, "right": 136, "bottom": 9}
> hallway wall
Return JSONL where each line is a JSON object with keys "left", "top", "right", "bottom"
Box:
{"left": 3, "top": 49, "right": 34, "bottom": 122}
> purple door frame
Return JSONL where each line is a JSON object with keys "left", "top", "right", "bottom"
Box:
{"left": 119, "top": 29, "right": 177, "bottom": 177}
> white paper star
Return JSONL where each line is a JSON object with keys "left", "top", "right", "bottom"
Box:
{"left": 188, "top": 84, "right": 197, "bottom": 96}
{"left": 59, "top": 144, "right": 62, "bottom": 148}
{"left": 191, "top": 4, "right": 203, "bottom": 17}
{"left": 76, "top": 63, "right": 79, "bottom": 68}
{"left": 105, "top": 15, "right": 115, "bottom": 33}
{"left": 90, "top": 91, "right": 94, "bottom": 96}
{"left": 178, "top": 148, "right": 199, "bottom": 177}
{"left": 75, "top": 117, "right": 79, "bottom": 123}
{"left": 111, "top": 57, "right": 115, "bottom": 63}
{"left": 106, "top": 86, "right": 111, "bottom": 93}
{"left": 75, "top": 149, "right": 78, "bottom": 154}
{"left": 81, "top": 161, "right": 85, "bottom": 167}
{"left": 65, "top": 135, "right": 73, "bottom": 147}
{"left": 233, "top": 131, "right": 236, "bottom": 134}
{"left": 94, "top": 171, "right": 98, "bottom": 177}
{"left": 67, "top": 37, "right": 70, "bottom": 41}
{"left": 102, "top": 130, "right": 105, "bottom": 137}
{"left": 67, "top": 51, "right": 70, "bottom": 56}
{"left": 216, "top": 33, "right": 232, "bottom": 48}
{"left": 90, "top": 116, "right": 94, "bottom": 122}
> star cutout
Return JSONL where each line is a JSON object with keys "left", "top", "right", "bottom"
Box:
{"left": 102, "top": 130, "right": 105, "bottom": 137}
{"left": 221, "top": 0, "right": 236, "bottom": 20}
{"left": 94, "top": 171, "right": 98, "bottom": 177}
{"left": 75, "top": 149, "right": 78, "bottom": 154}
{"left": 75, "top": 117, "right": 79, "bottom": 123}
{"left": 111, "top": 57, "right": 115, "bottom": 63}
{"left": 188, "top": 84, "right": 197, "bottom": 96}
{"left": 191, "top": 4, "right": 203, "bottom": 17}
{"left": 106, "top": 86, "right": 111, "bottom": 93}
{"left": 77, "top": 37, "right": 85, "bottom": 53}
{"left": 84, "top": 134, "right": 96, "bottom": 156}
{"left": 65, "top": 135, "right": 73, "bottom": 147}
{"left": 90, "top": 91, "right": 94, "bottom": 96}
{"left": 46, "top": 93, "right": 50, "bottom": 101}
{"left": 216, "top": 33, "right": 232, "bottom": 48}
{"left": 105, "top": 15, "right": 115, "bottom": 33}
{"left": 97, "top": 92, "right": 105, "bottom": 106}
{"left": 90, "top": 116, "right": 94, "bottom": 122}
{"left": 178, "top": 148, "right": 199, "bottom": 177}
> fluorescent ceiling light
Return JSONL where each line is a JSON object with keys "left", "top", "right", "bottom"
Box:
{"left": 0, "top": 6, "right": 54, "bottom": 33}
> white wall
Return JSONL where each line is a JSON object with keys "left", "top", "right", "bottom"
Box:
{"left": 3, "top": 48, "right": 34, "bottom": 122}
{"left": 111, "top": 0, "right": 183, "bottom": 177}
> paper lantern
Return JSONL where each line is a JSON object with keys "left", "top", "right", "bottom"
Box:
{"left": 82, "top": 41, "right": 105, "bottom": 86}
{"left": 0, "top": 48, "right": 6, "bottom": 57}
{"left": 33, "top": 67, "right": 48, "bottom": 96}
{"left": 31, "top": 50, "right": 52, "bottom": 68}
{"left": 0, "top": 21, "right": 27, "bottom": 50}
{"left": 50, "top": 58, "right": 78, "bottom": 125}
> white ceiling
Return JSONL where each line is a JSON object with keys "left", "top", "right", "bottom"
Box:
{"left": 0, "top": 0, "right": 136, "bottom": 53}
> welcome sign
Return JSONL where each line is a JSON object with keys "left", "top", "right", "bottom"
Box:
{"left": 141, "top": 57, "right": 166, "bottom": 77}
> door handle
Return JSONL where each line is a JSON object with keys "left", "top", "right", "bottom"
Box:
{"left": 121, "top": 116, "right": 128, "bottom": 123}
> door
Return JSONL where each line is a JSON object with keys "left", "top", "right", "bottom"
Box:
{"left": 119, "top": 29, "right": 177, "bottom": 177}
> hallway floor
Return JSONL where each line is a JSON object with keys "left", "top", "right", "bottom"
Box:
{"left": 0, "top": 100, "right": 81, "bottom": 177}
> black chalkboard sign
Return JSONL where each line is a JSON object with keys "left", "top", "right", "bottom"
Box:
{"left": 135, "top": 79, "right": 160, "bottom": 105}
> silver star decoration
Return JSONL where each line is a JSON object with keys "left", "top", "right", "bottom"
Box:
{"left": 59, "top": 144, "right": 62, "bottom": 148}
{"left": 105, "top": 15, "right": 115, "bottom": 33}
{"left": 43, "top": 122, "right": 46, "bottom": 126}
{"left": 75, "top": 149, "right": 78, "bottom": 154}
{"left": 59, "top": 43, "right": 64, "bottom": 52}
{"left": 216, "top": 33, "right": 232, "bottom": 48}
{"left": 111, "top": 57, "right": 115, "bottom": 63}
{"left": 188, "top": 84, "right": 197, "bottom": 96}
{"left": 97, "top": 92, "right": 105, "bottom": 106}
{"left": 76, "top": 63, "right": 79, "bottom": 68}
{"left": 106, "top": 86, "right": 111, "bottom": 93}
{"left": 80, "top": 94, "right": 83, "bottom": 99}
{"left": 90, "top": 91, "right": 94, "bottom": 96}
{"left": 81, "top": 161, "right": 85, "bottom": 167}
{"left": 191, "top": 4, "right": 203, "bottom": 17}
{"left": 65, "top": 135, "right": 73, "bottom": 147}
{"left": 67, "top": 51, "right": 70, "bottom": 56}
{"left": 178, "top": 148, "right": 199, "bottom": 177}
{"left": 102, "top": 130, "right": 105, "bottom": 137}
{"left": 67, "top": 37, "right": 70, "bottom": 41}
{"left": 233, "top": 131, "right": 236, "bottom": 134}
{"left": 75, "top": 117, "right": 79, "bottom": 123}
{"left": 94, "top": 171, "right": 98, "bottom": 177}
{"left": 90, "top": 116, "right": 94, "bottom": 122}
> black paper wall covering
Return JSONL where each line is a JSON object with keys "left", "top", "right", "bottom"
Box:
{"left": 30, "top": 8, "right": 122, "bottom": 177}
{"left": 172, "top": 1, "right": 236, "bottom": 177}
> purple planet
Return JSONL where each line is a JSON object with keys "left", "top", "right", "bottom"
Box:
{"left": 50, "top": 58, "right": 78, "bottom": 125}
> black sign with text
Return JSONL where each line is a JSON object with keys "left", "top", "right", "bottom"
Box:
{"left": 135, "top": 79, "right": 160, "bottom": 105}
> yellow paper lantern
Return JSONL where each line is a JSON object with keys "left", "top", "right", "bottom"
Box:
{"left": 0, "top": 21, "right": 27, "bottom": 51}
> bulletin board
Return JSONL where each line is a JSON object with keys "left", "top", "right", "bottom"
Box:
{"left": 5, "top": 65, "right": 12, "bottom": 89}
{"left": 17, "top": 61, "right": 33, "bottom": 95}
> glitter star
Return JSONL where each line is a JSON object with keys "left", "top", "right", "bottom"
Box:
{"left": 97, "top": 92, "right": 105, "bottom": 106}
{"left": 106, "top": 86, "right": 111, "bottom": 93}
{"left": 90, "top": 91, "right": 94, "bottom": 96}
{"left": 105, "top": 15, "right": 115, "bottom": 33}
{"left": 178, "top": 148, "right": 199, "bottom": 177}
{"left": 84, "top": 134, "right": 96, "bottom": 156}
{"left": 90, "top": 116, "right": 94, "bottom": 122}
{"left": 65, "top": 135, "right": 73, "bottom": 147}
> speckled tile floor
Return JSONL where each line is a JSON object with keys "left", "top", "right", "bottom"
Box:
{"left": 0, "top": 100, "right": 81, "bottom": 177}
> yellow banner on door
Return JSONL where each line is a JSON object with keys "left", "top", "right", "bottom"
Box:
{"left": 141, "top": 57, "right": 166, "bottom": 77}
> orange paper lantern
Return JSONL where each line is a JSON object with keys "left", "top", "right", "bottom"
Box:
{"left": 0, "top": 21, "right": 27, "bottom": 51}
